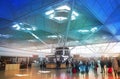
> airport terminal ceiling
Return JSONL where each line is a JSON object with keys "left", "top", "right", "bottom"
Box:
{"left": 0, "top": 0, "right": 120, "bottom": 56}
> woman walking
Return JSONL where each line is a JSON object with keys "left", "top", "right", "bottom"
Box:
{"left": 112, "top": 57, "right": 119, "bottom": 78}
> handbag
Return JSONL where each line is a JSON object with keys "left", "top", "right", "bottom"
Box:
{"left": 108, "top": 67, "right": 112, "bottom": 73}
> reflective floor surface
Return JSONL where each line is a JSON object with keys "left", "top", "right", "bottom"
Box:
{"left": 0, "top": 67, "right": 119, "bottom": 79}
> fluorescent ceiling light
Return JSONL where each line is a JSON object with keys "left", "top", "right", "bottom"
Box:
{"left": 90, "top": 27, "right": 98, "bottom": 32}
{"left": 12, "top": 24, "right": 21, "bottom": 30}
{"left": 12, "top": 23, "right": 36, "bottom": 31}
{"left": 78, "top": 27, "right": 98, "bottom": 33}
{"left": 55, "top": 5, "right": 71, "bottom": 11}
{"left": 45, "top": 10, "right": 54, "bottom": 15}
{"left": 47, "top": 35, "right": 62, "bottom": 39}
{"left": 26, "top": 27, "right": 36, "bottom": 31}
{"left": 78, "top": 29, "right": 90, "bottom": 33}
{"left": 72, "top": 11, "right": 79, "bottom": 16}
{"left": 47, "top": 35, "right": 58, "bottom": 38}
{"left": 12, "top": 24, "right": 19, "bottom": 28}
{"left": 45, "top": 5, "right": 79, "bottom": 23}
{"left": 54, "top": 17, "right": 67, "bottom": 21}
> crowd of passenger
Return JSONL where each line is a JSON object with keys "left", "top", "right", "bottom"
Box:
{"left": 66, "top": 58, "right": 98, "bottom": 74}
{"left": 65, "top": 57, "right": 120, "bottom": 77}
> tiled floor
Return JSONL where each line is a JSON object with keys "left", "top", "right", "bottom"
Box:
{"left": 0, "top": 67, "right": 119, "bottom": 79}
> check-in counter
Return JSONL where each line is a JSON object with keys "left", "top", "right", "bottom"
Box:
{"left": 5, "top": 64, "right": 20, "bottom": 71}
{"left": 46, "top": 63, "right": 66, "bottom": 69}
{"left": 61, "top": 64, "right": 66, "bottom": 68}
{"left": 46, "top": 63, "right": 56, "bottom": 68}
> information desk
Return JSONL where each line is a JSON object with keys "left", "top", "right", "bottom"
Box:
{"left": 46, "top": 63, "right": 66, "bottom": 69}
{"left": 5, "top": 64, "right": 20, "bottom": 71}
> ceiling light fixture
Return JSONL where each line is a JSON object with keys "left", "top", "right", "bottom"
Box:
{"left": 47, "top": 35, "right": 62, "bottom": 39}
{"left": 72, "top": 11, "right": 79, "bottom": 16}
{"left": 45, "top": 5, "right": 79, "bottom": 23}
{"left": 12, "top": 24, "right": 21, "bottom": 30}
{"left": 47, "top": 35, "right": 58, "bottom": 38}
{"left": 78, "top": 29, "right": 90, "bottom": 33}
{"left": 54, "top": 17, "right": 67, "bottom": 21}
{"left": 55, "top": 5, "right": 71, "bottom": 11}
{"left": 45, "top": 10, "right": 54, "bottom": 15}
{"left": 78, "top": 27, "right": 98, "bottom": 33}
{"left": 90, "top": 27, "right": 97, "bottom": 32}
{"left": 12, "top": 23, "right": 36, "bottom": 31}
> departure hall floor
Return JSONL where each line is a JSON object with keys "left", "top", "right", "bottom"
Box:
{"left": 0, "top": 67, "right": 119, "bottom": 79}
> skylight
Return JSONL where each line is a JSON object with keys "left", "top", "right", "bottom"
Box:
{"left": 45, "top": 5, "right": 79, "bottom": 23}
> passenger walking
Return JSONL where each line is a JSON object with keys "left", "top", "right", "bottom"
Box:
{"left": 107, "top": 59, "right": 112, "bottom": 74}
{"left": 66, "top": 59, "right": 71, "bottom": 73}
{"left": 79, "top": 61, "right": 86, "bottom": 74}
{"left": 112, "top": 58, "right": 119, "bottom": 78}
{"left": 100, "top": 58, "right": 105, "bottom": 73}
{"left": 93, "top": 60, "right": 98, "bottom": 77}
{"left": 85, "top": 61, "right": 89, "bottom": 74}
